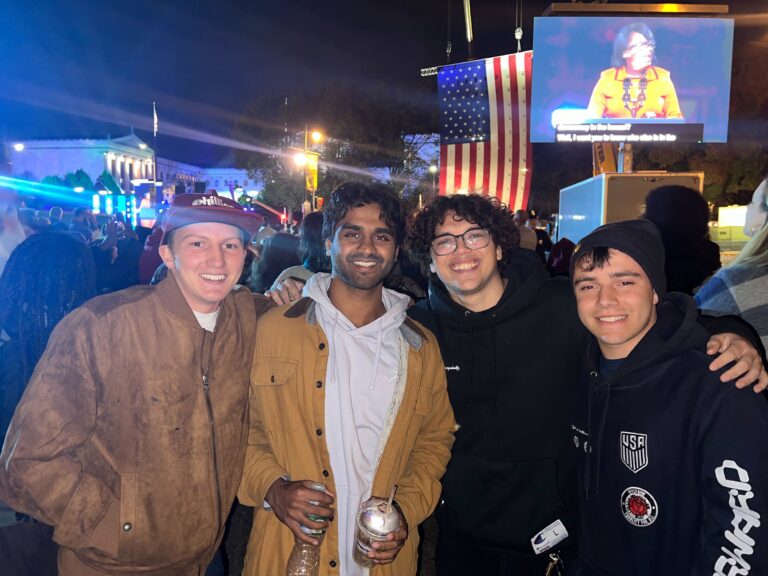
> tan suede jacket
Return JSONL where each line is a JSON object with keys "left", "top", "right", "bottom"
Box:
{"left": 238, "top": 297, "right": 456, "bottom": 576}
{"left": 0, "top": 274, "right": 271, "bottom": 575}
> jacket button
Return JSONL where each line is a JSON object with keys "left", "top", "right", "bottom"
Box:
{"left": 315, "top": 381, "right": 323, "bottom": 388}
{"left": 330, "top": 560, "right": 337, "bottom": 568}
{"left": 316, "top": 428, "right": 323, "bottom": 436}
{"left": 122, "top": 522, "right": 133, "bottom": 532}
{"left": 322, "top": 469, "right": 329, "bottom": 477}
{"left": 319, "top": 343, "right": 326, "bottom": 350}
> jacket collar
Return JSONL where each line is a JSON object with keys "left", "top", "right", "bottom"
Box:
{"left": 284, "top": 296, "right": 425, "bottom": 350}
{"left": 155, "top": 272, "right": 233, "bottom": 329}
{"left": 613, "top": 65, "right": 662, "bottom": 82}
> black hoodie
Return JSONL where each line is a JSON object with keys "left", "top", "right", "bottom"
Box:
{"left": 573, "top": 293, "right": 768, "bottom": 576}
{"left": 408, "top": 248, "right": 585, "bottom": 556}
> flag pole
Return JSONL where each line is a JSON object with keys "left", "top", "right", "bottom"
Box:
{"left": 152, "top": 102, "right": 158, "bottom": 204}
{"left": 462, "top": 0, "right": 474, "bottom": 61}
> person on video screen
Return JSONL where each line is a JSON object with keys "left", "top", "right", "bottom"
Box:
{"left": 587, "top": 22, "right": 683, "bottom": 120}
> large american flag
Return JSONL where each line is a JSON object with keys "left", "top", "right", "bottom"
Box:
{"left": 438, "top": 51, "right": 532, "bottom": 210}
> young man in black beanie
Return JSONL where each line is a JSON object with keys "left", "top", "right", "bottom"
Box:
{"left": 570, "top": 219, "right": 768, "bottom": 576}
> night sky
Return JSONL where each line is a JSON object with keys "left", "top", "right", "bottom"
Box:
{"left": 1, "top": 0, "right": 763, "bottom": 167}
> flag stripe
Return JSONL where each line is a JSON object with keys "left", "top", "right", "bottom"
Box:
{"left": 495, "top": 56, "right": 507, "bottom": 204}
{"left": 467, "top": 143, "right": 477, "bottom": 192}
{"left": 438, "top": 51, "right": 533, "bottom": 209}
{"left": 454, "top": 144, "right": 463, "bottom": 193}
{"left": 439, "top": 143, "right": 449, "bottom": 195}
{"left": 521, "top": 51, "right": 533, "bottom": 211}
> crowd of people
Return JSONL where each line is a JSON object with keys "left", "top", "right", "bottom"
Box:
{"left": 0, "top": 179, "right": 766, "bottom": 576}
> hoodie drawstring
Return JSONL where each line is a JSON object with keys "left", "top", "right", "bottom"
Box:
{"left": 489, "top": 319, "right": 498, "bottom": 413}
{"left": 368, "top": 318, "right": 384, "bottom": 391}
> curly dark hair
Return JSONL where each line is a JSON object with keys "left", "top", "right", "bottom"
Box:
{"left": 406, "top": 194, "right": 520, "bottom": 275}
{"left": 322, "top": 182, "right": 405, "bottom": 246}
{"left": 0, "top": 231, "right": 96, "bottom": 390}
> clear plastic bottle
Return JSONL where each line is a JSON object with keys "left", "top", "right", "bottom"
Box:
{"left": 286, "top": 482, "right": 328, "bottom": 576}
{"left": 285, "top": 529, "right": 324, "bottom": 576}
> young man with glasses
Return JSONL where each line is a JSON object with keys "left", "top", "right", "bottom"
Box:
{"left": 405, "top": 194, "right": 766, "bottom": 575}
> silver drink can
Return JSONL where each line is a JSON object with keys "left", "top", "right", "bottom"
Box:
{"left": 352, "top": 496, "right": 401, "bottom": 567}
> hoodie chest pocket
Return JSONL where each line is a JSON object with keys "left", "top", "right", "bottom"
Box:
{"left": 250, "top": 358, "right": 299, "bottom": 432}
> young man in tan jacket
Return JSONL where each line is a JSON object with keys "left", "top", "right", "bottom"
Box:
{"left": 0, "top": 193, "right": 269, "bottom": 575}
{"left": 239, "top": 183, "right": 456, "bottom": 576}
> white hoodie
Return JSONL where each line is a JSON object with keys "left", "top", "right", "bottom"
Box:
{"left": 304, "top": 273, "right": 410, "bottom": 576}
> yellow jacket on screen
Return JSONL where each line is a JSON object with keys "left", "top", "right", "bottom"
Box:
{"left": 587, "top": 66, "right": 683, "bottom": 119}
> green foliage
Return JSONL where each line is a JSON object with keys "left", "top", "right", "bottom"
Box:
{"left": 40, "top": 175, "right": 65, "bottom": 187}
{"left": 97, "top": 170, "right": 122, "bottom": 195}
{"left": 63, "top": 169, "right": 95, "bottom": 191}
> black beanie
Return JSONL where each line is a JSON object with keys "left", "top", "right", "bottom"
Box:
{"left": 570, "top": 219, "right": 667, "bottom": 298}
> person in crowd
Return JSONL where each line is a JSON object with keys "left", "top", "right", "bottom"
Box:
{"left": 531, "top": 215, "right": 554, "bottom": 264}
{"left": 238, "top": 182, "right": 455, "bottom": 575}
{"left": 0, "top": 192, "right": 270, "bottom": 575}
{"left": 139, "top": 211, "right": 167, "bottom": 284}
{"left": 250, "top": 232, "right": 301, "bottom": 294}
{"left": 744, "top": 176, "right": 768, "bottom": 237}
{"left": 68, "top": 206, "right": 98, "bottom": 244}
{"left": 512, "top": 209, "right": 538, "bottom": 251}
{"left": 587, "top": 22, "right": 683, "bottom": 120}
{"left": 0, "top": 231, "right": 96, "bottom": 574}
{"left": 643, "top": 184, "right": 720, "bottom": 295}
{"left": 569, "top": 219, "right": 768, "bottom": 575}
{"left": 255, "top": 214, "right": 277, "bottom": 249}
{"left": 696, "top": 177, "right": 768, "bottom": 350}
{"left": 0, "top": 232, "right": 96, "bottom": 440}
{"left": 270, "top": 211, "right": 330, "bottom": 290}
{"left": 402, "top": 194, "right": 765, "bottom": 575}
{"left": 548, "top": 237, "right": 577, "bottom": 277}
{"left": 47, "top": 207, "right": 68, "bottom": 231}
{"left": 0, "top": 189, "right": 27, "bottom": 277}
{"left": 100, "top": 219, "right": 143, "bottom": 293}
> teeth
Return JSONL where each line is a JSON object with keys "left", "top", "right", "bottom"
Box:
{"left": 353, "top": 261, "right": 376, "bottom": 267}
{"left": 201, "top": 274, "right": 226, "bottom": 281}
{"left": 599, "top": 316, "right": 627, "bottom": 323}
{"left": 451, "top": 262, "right": 478, "bottom": 271}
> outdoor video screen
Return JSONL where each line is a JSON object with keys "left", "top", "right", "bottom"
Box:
{"left": 530, "top": 17, "right": 734, "bottom": 144}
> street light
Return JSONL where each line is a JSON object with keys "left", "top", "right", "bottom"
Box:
{"left": 298, "top": 126, "right": 324, "bottom": 210}
{"left": 13, "top": 143, "right": 24, "bottom": 152}
{"left": 429, "top": 164, "right": 438, "bottom": 194}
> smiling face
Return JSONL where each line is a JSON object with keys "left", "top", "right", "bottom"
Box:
{"left": 573, "top": 249, "right": 658, "bottom": 360}
{"left": 327, "top": 203, "right": 398, "bottom": 294}
{"left": 159, "top": 222, "right": 246, "bottom": 313}
{"left": 430, "top": 211, "right": 505, "bottom": 311}
{"left": 623, "top": 31, "right": 654, "bottom": 75}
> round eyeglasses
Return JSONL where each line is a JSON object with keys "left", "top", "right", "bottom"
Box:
{"left": 431, "top": 227, "right": 492, "bottom": 256}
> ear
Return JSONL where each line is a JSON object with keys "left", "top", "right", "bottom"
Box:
{"left": 429, "top": 262, "right": 436, "bottom": 274}
{"left": 496, "top": 244, "right": 503, "bottom": 261}
{"left": 158, "top": 244, "right": 176, "bottom": 271}
{"left": 395, "top": 246, "right": 400, "bottom": 261}
{"left": 325, "top": 238, "right": 332, "bottom": 257}
{"left": 653, "top": 290, "right": 659, "bottom": 305}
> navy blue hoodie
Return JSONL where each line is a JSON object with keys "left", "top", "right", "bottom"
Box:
{"left": 573, "top": 293, "right": 768, "bottom": 576}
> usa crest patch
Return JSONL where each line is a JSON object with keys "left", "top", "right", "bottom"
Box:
{"left": 620, "top": 431, "right": 648, "bottom": 473}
